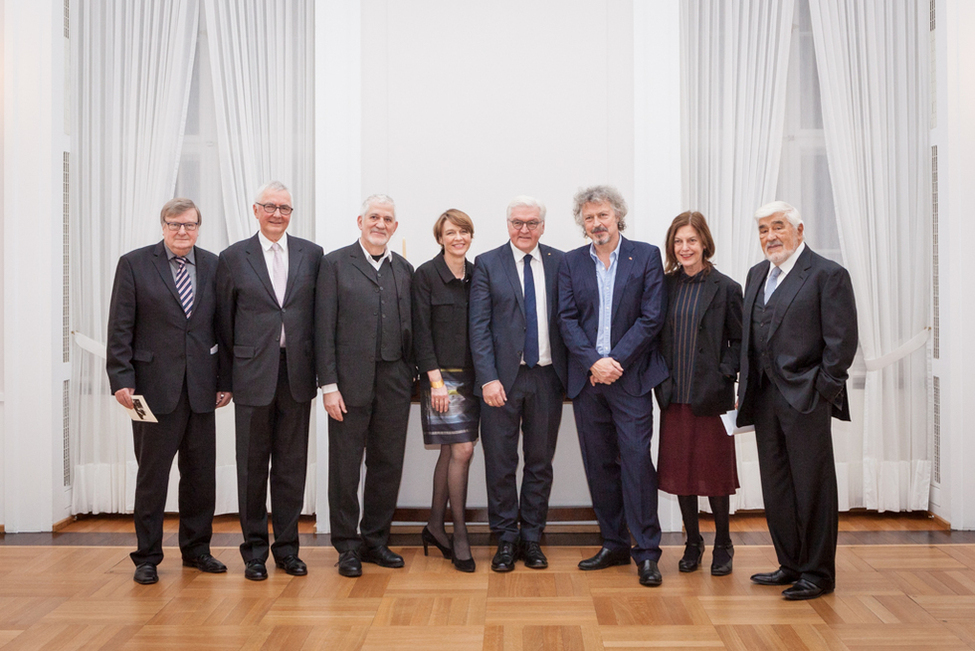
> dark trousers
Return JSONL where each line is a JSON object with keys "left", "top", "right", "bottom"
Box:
{"left": 753, "top": 376, "right": 838, "bottom": 588}
{"left": 572, "top": 381, "right": 661, "bottom": 563}
{"left": 235, "top": 352, "right": 311, "bottom": 563}
{"left": 328, "top": 359, "right": 413, "bottom": 552}
{"left": 480, "top": 364, "right": 563, "bottom": 543}
{"left": 131, "top": 382, "right": 216, "bottom": 567}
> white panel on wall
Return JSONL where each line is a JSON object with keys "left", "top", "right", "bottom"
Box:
{"left": 361, "top": 0, "right": 634, "bottom": 265}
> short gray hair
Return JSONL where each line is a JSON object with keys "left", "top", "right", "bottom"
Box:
{"left": 254, "top": 181, "right": 291, "bottom": 205}
{"left": 571, "top": 185, "right": 628, "bottom": 236}
{"left": 506, "top": 195, "right": 546, "bottom": 221}
{"left": 160, "top": 197, "right": 201, "bottom": 225}
{"left": 361, "top": 193, "right": 396, "bottom": 217}
{"left": 754, "top": 200, "right": 803, "bottom": 228}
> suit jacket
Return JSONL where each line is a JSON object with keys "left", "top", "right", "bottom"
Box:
{"left": 557, "top": 236, "right": 668, "bottom": 401}
{"left": 315, "top": 241, "right": 415, "bottom": 407}
{"left": 216, "top": 233, "right": 323, "bottom": 407}
{"left": 107, "top": 241, "right": 225, "bottom": 414}
{"left": 737, "top": 245, "right": 858, "bottom": 425}
{"left": 654, "top": 267, "right": 742, "bottom": 416}
{"left": 469, "top": 242, "right": 567, "bottom": 396}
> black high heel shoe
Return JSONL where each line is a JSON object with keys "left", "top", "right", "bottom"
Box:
{"left": 710, "top": 542, "right": 734, "bottom": 576}
{"left": 678, "top": 537, "right": 705, "bottom": 573}
{"left": 421, "top": 526, "right": 452, "bottom": 559}
{"left": 451, "top": 543, "right": 476, "bottom": 573}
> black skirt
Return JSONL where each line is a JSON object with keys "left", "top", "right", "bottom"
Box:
{"left": 420, "top": 368, "right": 480, "bottom": 445}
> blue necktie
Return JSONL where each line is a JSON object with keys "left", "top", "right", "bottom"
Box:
{"left": 523, "top": 253, "right": 539, "bottom": 367}
{"left": 174, "top": 257, "right": 193, "bottom": 317}
{"left": 764, "top": 266, "right": 782, "bottom": 305}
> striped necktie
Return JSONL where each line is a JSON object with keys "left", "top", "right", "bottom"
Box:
{"left": 174, "top": 256, "right": 194, "bottom": 317}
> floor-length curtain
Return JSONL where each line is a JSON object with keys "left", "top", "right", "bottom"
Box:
{"left": 202, "top": 0, "right": 316, "bottom": 244}
{"left": 680, "top": 0, "right": 795, "bottom": 509}
{"left": 71, "top": 0, "right": 200, "bottom": 514}
{"left": 809, "top": 0, "right": 931, "bottom": 511}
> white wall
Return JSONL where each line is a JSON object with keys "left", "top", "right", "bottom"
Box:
{"left": 938, "top": 0, "right": 975, "bottom": 529}
{"left": 351, "top": 0, "right": 683, "bottom": 530}
{"left": 2, "top": 0, "right": 70, "bottom": 531}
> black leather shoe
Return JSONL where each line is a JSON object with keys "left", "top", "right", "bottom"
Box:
{"left": 521, "top": 540, "right": 548, "bottom": 569}
{"left": 244, "top": 560, "right": 268, "bottom": 581}
{"left": 578, "top": 547, "right": 631, "bottom": 571}
{"left": 750, "top": 568, "right": 800, "bottom": 585}
{"left": 275, "top": 555, "right": 308, "bottom": 576}
{"left": 337, "top": 550, "right": 362, "bottom": 577}
{"left": 710, "top": 543, "right": 734, "bottom": 576}
{"left": 638, "top": 559, "right": 662, "bottom": 587}
{"left": 133, "top": 563, "right": 158, "bottom": 585}
{"left": 491, "top": 541, "right": 517, "bottom": 573}
{"left": 678, "top": 537, "right": 705, "bottom": 573}
{"left": 782, "top": 578, "right": 833, "bottom": 600}
{"left": 182, "top": 554, "right": 227, "bottom": 573}
{"left": 360, "top": 545, "right": 404, "bottom": 568}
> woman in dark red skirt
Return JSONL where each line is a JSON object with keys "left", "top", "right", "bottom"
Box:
{"left": 655, "top": 212, "right": 743, "bottom": 575}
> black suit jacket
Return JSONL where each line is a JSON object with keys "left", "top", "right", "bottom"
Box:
{"left": 655, "top": 267, "right": 742, "bottom": 416}
{"left": 216, "top": 233, "right": 323, "bottom": 407}
{"left": 737, "top": 245, "right": 858, "bottom": 425}
{"left": 315, "top": 241, "right": 415, "bottom": 407}
{"left": 107, "top": 241, "right": 225, "bottom": 414}
{"left": 469, "top": 242, "right": 567, "bottom": 395}
{"left": 557, "top": 236, "right": 668, "bottom": 400}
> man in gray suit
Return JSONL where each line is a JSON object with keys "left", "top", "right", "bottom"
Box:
{"left": 107, "top": 198, "right": 231, "bottom": 584}
{"left": 216, "top": 181, "right": 323, "bottom": 581}
{"left": 316, "top": 194, "right": 415, "bottom": 577}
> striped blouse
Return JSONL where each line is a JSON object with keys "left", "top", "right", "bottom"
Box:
{"left": 669, "top": 269, "right": 707, "bottom": 403}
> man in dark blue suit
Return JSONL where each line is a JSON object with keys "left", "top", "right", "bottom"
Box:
{"left": 107, "top": 198, "right": 232, "bottom": 584}
{"left": 469, "top": 196, "right": 567, "bottom": 572}
{"left": 557, "top": 186, "right": 669, "bottom": 587}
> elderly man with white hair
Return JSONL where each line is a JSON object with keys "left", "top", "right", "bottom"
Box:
{"left": 736, "top": 201, "right": 858, "bottom": 600}
{"left": 469, "top": 196, "right": 567, "bottom": 573}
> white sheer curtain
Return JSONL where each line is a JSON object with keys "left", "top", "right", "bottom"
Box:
{"left": 71, "top": 0, "right": 317, "bottom": 516}
{"left": 809, "top": 0, "right": 931, "bottom": 511}
{"left": 71, "top": 0, "right": 200, "bottom": 513}
{"left": 680, "top": 0, "right": 795, "bottom": 509}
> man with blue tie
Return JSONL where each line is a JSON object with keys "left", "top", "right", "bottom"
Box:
{"left": 557, "top": 186, "right": 668, "bottom": 587}
{"left": 107, "top": 198, "right": 232, "bottom": 584}
{"left": 469, "top": 196, "right": 567, "bottom": 572}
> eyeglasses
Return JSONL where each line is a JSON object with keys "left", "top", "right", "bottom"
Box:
{"left": 256, "top": 202, "right": 294, "bottom": 216}
{"left": 164, "top": 221, "right": 199, "bottom": 232}
{"left": 508, "top": 219, "right": 542, "bottom": 231}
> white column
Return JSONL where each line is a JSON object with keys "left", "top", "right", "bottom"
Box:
{"left": 634, "top": 0, "right": 682, "bottom": 532}
{"left": 2, "top": 0, "right": 68, "bottom": 531}
{"left": 314, "top": 0, "right": 362, "bottom": 533}
{"left": 940, "top": 0, "right": 975, "bottom": 530}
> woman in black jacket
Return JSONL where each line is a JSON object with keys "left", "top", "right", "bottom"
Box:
{"left": 656, "top": 211, "right": 742, "bottom": 576}
{"left": 411, "top": 209, "right": 479, "bottom": 572}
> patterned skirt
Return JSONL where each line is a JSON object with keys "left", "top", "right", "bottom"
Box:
{"left": 420, "top": 368, "right": 480, "bottom": 445}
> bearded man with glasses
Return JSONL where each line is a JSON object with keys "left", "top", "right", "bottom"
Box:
{"left": 216, "top": 181, "right": 323, "bottom": 581}
{"left": 469, "top": 196, "right": 567, "bottom": 573}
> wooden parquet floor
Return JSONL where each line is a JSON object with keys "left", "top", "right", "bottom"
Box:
{"left": 2, "top": 513, "right": 975, "bottom": 650}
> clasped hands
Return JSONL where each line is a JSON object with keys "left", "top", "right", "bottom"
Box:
{"left": 589, "top": 357, "right": 623, "bottom": 385}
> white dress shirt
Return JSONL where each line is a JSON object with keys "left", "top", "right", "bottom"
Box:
{"left": 509, "top": 241, "right": 552, "bottom": 367}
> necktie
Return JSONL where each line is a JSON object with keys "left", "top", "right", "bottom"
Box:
{"left": 523, "top": 253, "right": 539, "bottom": 367}
{"left": 174, "top": 256, "right": 193, "bottom": 318}
{"left": 764, "top": 266, "right": 782, "bottom": 304}
{"left": 272, "top": 242, "right": 287, "bottom": 346}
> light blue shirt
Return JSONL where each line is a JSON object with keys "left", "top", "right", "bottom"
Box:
{"left": 590, "top": 236, "right": 622, "bottom": 357}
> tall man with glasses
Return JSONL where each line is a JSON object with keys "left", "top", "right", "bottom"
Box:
{"left": 216, "top": 181, "right": 323, "bottom": 581}
{"left": 469, "top": 196, "right": 567, "bottom": 572}
{"left": 316, "top": 194, "right": 415, "bottom": 578}
{"left": 108, "top": 198, "right": 232, "bottom": 584}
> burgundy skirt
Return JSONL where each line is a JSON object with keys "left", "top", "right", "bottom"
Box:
{"left": 658, "top": 403, "right": 739, "bottom": 496}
